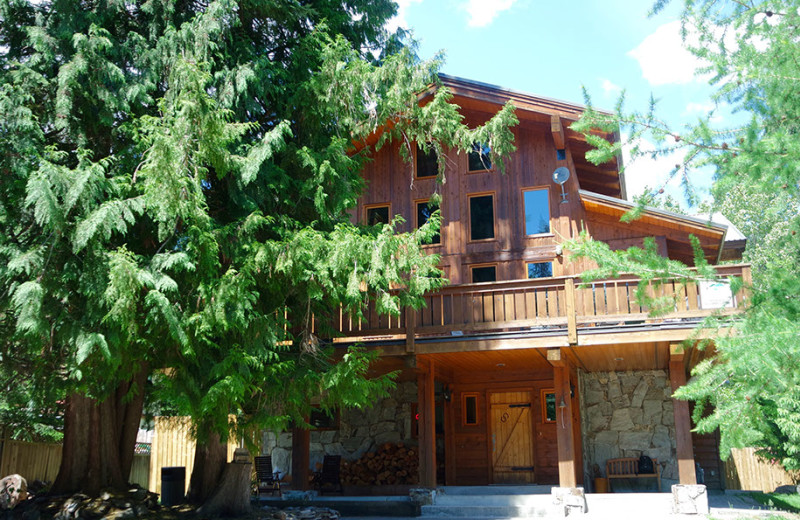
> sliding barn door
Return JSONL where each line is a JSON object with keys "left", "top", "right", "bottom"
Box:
{"left": 490, "top": 391, "right": 535, "bottom": 484}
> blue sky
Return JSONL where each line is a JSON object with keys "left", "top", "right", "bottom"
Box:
{"left": 388, "top": 0, "right": 725, "bottom": 205}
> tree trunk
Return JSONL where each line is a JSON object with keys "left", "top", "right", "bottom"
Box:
{"left": 186, "top": 432, "right": 227, "bottom": 504}
{"left": 196, "top": 461, "right": 252, "bottom": 517}
{"left": 51, "top": 367, "right": 148, "bottom": 496}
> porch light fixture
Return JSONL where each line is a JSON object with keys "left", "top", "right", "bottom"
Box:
{"left": 442, "top": 385, "right": 452, "bottom": 402}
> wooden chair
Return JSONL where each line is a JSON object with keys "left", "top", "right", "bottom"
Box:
{"left": 313, "top": 455, "right": 343, "bottom": 495}
{"left": 255, "top": 455, "right": 282, "bottom": 497}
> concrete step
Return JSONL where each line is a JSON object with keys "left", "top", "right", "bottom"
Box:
{"left": 434, "top": 494, "right": 552, "bottom": 506}
{"left": 420, "top": 504, "right": 551, "bottom": 518}
{"left": 437, "top": 485, "right": 551, "bottom": 496}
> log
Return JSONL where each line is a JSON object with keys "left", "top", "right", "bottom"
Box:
{"left": 196, "top": 462, "right": 252, "bottom": 517}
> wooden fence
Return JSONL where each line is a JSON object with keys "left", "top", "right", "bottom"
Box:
{"left": 0, "top": 439, "right": 62, "bottom": 483}
{"left": 148, "top": 417, "right": 237, "bottom": 497}
{"left": 724, "top": 448, "right": 799, "bottom": 492}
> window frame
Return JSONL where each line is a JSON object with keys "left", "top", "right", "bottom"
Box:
{"left": 414, "top": 198, "right": 442, "bottom": 246}
{"left": 467, "top": 141, "right": 492, "bottom": 173}
{"left": 415, "top": 143, "right": 439, "bottom": 179}
{"left": 462, "top": 393, "right": 480, "bottom": 426}
{"left": 467, "top": 192, "right": 496, "bottom": 242}
{"left": 363, "top": 202, "right": 391, "bottom": 226}
{"left": 470, "top": 263, "right": 498, "bottom": 284}
{"left": 527, "top": 261, "right": 554, "bottom": 279}
{"left": 521, "top": 186, "right": 552, "bottom": 237}
{"left": 541, "top": 388, "right": 556, "bottom": 424}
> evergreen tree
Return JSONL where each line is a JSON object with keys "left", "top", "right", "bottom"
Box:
{"left": 0, "top": 0, "right": 517, "bottom": 496}
{"left": 571, "top": 0, "right": 800, "bottom": 470}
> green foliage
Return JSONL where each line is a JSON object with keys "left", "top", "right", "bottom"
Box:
{"left": 571, "top": 0, "right": 800, "bottom": 471}
{"left": 749, "top": 492, "right": 800, "bottom": 513}
{"left": 0, "top": 0, "right": 516, "bottom": 449}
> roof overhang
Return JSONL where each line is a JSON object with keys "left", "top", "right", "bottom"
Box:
{"left": 579, "top": 190, "right": 727, "bottom": 264}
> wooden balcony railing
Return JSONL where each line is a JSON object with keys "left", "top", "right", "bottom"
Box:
{"left": 329, "top": 264, "right": 751, "bottom": 343}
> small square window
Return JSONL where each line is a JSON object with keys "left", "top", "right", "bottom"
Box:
{"left": 416, "top": 200, "right": 441, "bottom": 244}
{"left": 365, "top": 204, "right": 390, "bottom": 226}
{"left": 471, "top": 265, "right": 497, "bottom": 283}
{"left": 468, "top": 142, "right": 491, "bottom": 172}
{"left": 523, "top": 188, "right": 550, "bottom": 235}
{"left": 527, "top": 262, "right": 553, "bottom": 279}
{"left": 416, "top": 144, "right": 438, "bottom": 178}
{"left": 469, "top": 194, "right": 495, "bottom": 241}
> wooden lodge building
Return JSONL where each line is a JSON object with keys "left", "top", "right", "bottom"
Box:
{"left": 277, "top": 75, "right": 749, "bottom": 493}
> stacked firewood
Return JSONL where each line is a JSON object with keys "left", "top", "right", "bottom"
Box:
{"left": 340, "top": 443, "right": 419, "bottom": 486}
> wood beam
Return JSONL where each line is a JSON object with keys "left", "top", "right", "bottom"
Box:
{"left": 669, "top": 344, "right": 697, "bottom": 485}
{"left": 551, "top": 115, "right": 566, "bottom": 151}
{"left": 417, "top": 359, "right": 436, "bottom": 488}
{"left": 291, "top": 423, "right": 311, "bottom": 490}
{"left": 554, "top": 361, "right": 577, "bottom": 487}
{"left": 548, "top": 348, "right": 578, "bottom": 487}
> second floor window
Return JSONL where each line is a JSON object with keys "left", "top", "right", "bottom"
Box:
{"left": 468, "top": 141, "right": 492, "bottom": 172}
{"left": 365, "top": 204, "right": 390, "bottom": 226}
{"left": 523, "top": 187, "right": 551, "bottom": 235}
{"left": 416, "top": 199, "right": 441, "bottom": 245}
{"left": 469, "top": 193, "right": 495, "bottom": 241}
{"left": 416, "top": 144, "right": 438, "bottom": 178}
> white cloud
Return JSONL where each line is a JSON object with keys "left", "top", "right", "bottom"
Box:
{"left": 600, "top": 78, "right": 622, "bottom": 96}
{"left": 386, "top": 0, "right": 424, "bottom": 33}
{"left": 462, "top": 0, "right": 518, "bottom": 28}
{"left": 628, "top": 21, "right": 710, "bottom": 86}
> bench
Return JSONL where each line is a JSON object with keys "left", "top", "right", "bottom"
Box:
{"left": 606, "top": 457, "right": 661, "bottom": 492}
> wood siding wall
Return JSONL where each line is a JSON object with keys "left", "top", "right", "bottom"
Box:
{"left": 357, "top": 120, "right": 592, "bottom": 285}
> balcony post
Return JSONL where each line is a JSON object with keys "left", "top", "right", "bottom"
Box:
{"left": 405, "top": 307, "right": 416, "bottom": 354}
{"left": 565, "top": 278, "right": 578, "bottom": 345}
{"left": 291, "top": 420, "right": 311, "bottom": 490}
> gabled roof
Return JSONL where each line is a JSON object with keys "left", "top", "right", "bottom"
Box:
{"left": 435, "top": 75, "right": 625, "bottom": 199}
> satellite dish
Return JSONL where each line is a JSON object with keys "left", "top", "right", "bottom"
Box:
{"left": 552, "top": 167, "right": 571, "bottom": 203}
{"left": 553, "top": 167, "right": 571, "bottom": 185}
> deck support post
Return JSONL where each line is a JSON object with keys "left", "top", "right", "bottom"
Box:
{"left": 417, "top": 358, "right": 436, "bottom": 488}
{"left": 291, "top": 422, "right": 311, "bottom": 490}
{"left": 548, "top": 348, "right": 578, "bottom": 488}
{"left": 669, "top": 344, "right": 697, "bottom": 485}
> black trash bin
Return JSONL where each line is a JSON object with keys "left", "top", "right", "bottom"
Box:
{"left": 161, "top": 466, "right": 185, "bottom": 506}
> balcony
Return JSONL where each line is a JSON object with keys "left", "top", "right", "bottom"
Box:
{"left": 330, "top": 264, "right": 750, "bottom": 345}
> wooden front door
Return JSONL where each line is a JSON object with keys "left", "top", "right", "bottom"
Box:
{"left": 490, "top": 391, "right": 535, "bottom": 484}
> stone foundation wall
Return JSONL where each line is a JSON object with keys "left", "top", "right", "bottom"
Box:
{"left": 580, "top": 370, "right": 677, "bottom": 489}
{"left": 261, "top": 381, "right": 417, "bottom": 475}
